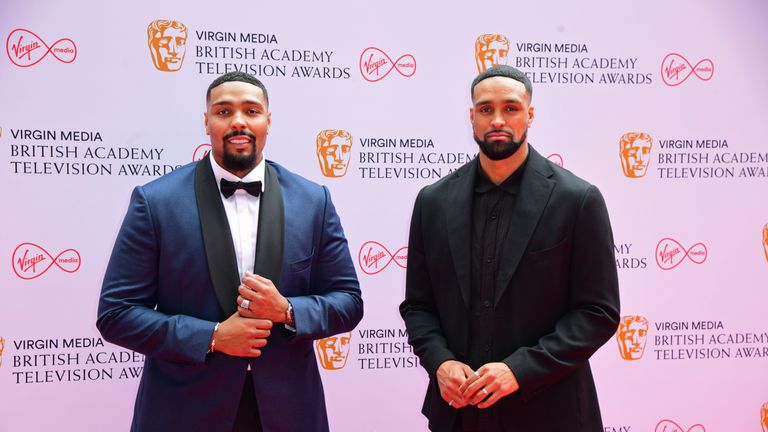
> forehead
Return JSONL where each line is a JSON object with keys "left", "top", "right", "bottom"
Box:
{"left": 208, "top": 81, "right": 267, "bottom": 106}
{"left": 472, "top": 76, "right": 529, "bottom": 104}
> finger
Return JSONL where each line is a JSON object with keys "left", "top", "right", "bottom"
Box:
{"left": 459, "top": 372, "right": 480, "bottom": 392}
{"left": 238, "top": 286, "right": 258, "bottom": 300}
{"left": 470, "top": 386, "right": 492, "bottom": 406}
{"left": 249, "top": 273, "right": 272, "bottom": 284}
{"left": 248, "top": 318, "right": 273, "bottom": 329}
{"left": 251, "top": 328, "right": 271, "bottom": 338}
{"left": 243, "top": 273, "right": 271, "bottom": 288}
{"left": 461, "top": 375, "right": 488, "bottom": 400}
{"left": 247, "top": 347, "right": 262, "bottom": 357}
{"left": 477, "top": 391, "right": 498, "bottom": 409}
{"left": 251, "top": 338, "right": 268, "bottom": 348}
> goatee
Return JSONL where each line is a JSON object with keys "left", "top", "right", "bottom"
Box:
{"left": 474, "top": 129, "right": 526, "bottom": 161}
{"left": 222, "top": 130, "right": 258, "bottom": 172}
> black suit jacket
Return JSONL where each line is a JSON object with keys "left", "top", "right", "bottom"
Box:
{"left": 400, "top": 147, "right": 620, "bottom": 432}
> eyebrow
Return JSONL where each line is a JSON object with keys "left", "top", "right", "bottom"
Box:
{"left": 475, "top": 98, "right": 524, "bottom": 106}
{"left": 210, "top": 99, "right": 265, "bottom": 108}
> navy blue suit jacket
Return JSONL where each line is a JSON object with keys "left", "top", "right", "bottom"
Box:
{"left": 97, "top": 157, "right": 363, "bottom": 432}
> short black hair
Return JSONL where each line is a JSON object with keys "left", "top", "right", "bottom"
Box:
{"left": 206, "top": 72, "right": 269, "bottom": 105}
{"left": 471, "top": 65, "right": 532, "bottom": 102}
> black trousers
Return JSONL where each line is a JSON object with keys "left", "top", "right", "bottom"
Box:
{"left": 233, "top": 372, "right": 263, "bottom": 432}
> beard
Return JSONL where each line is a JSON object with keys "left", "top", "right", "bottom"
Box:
{"left": 474, "top": 129, "right": 527, "bottom": 161}
{"left": 222, "top": 130, "right": 258, "bottom": 172}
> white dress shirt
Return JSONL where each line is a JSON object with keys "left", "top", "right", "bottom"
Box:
{"left": 209, "top": 154, "right": 265, "bottom": 280}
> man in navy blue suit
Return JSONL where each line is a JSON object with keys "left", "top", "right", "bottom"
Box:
{"left": 97, "top": 72, "right": 363, "bottom": 432}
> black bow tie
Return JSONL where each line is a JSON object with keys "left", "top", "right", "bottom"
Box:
{"left": 220, "top": 178, "right": 262, "bottom": 198}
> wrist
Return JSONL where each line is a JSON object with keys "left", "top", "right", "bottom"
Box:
{"left": 284, "top": 300, "right": 295, "bottom": 326}
{"left": 207, "top": 322, "right": 220, "bottom": 353}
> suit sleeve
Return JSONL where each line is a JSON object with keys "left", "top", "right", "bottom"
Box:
{"left": 96, "top": 186, "right": 215, "bottom": 364}
{"left": 287, "top": 186, "right": 363, "bottom": 340}
{"left": 399, "top": 189, "right": 457, "bottom": 376}
{"left": 503, "top": 185, "right": 620, "bottom": 400}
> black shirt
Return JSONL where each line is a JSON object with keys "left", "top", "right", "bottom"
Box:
{"left": 462, "top": 156, "right": 527, "bottom": 431}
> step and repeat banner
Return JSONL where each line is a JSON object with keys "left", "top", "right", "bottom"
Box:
{"left": 1, "top": 1, "right": 767, "bottom": 431}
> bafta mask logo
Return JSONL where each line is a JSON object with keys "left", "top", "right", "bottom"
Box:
{"left": 761, "top": 402, "right": 768, "bottom": 432}
{"left": 620, "top": 132, "right": 653, "bottom": 178}
{"left": 315, "top": 332, "right": 352, "bottom": 370}
{"left": 762, "top": 223, "right": 768, "bottom": 263}
{"left": 0, "top": 336, "right": 5, "bottom": 368}
{"left": 616, "top": 315, "right": 648, "bottom": 360}
{"left": 475, "top": 34, "right": 509, "bottom": 73}
{"left": 316, "top": 129, "right": 353, "bottom": 178}
{"left": 147, "top": 20, "right": 188, "bottom": 72}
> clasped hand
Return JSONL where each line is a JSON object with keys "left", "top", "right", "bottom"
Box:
{"left": 436, "top": 360, "right": 519, "bottom": 409}
{"left": 211, "top": 273, "right": 288, "bottom": 358}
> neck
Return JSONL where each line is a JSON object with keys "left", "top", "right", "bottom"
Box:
{"left": 478, "top": 143, "right": 529, "bottom": 185}
{"left": 216, "top": 155, "right": 262, "bottom": 179}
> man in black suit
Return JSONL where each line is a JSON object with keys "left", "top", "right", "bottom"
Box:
{"left": 400, "top": 65, "right": 620, "bottom": 431}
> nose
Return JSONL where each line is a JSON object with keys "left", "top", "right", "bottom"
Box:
{"left": 490, "top": 110, "right": 505, "bottom": 129}
{"left": 231, "top": 112, "right": 247, "bottom": 129}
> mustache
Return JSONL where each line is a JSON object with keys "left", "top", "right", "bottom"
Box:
{"left": 484, "top": 129, "right": 513, "bottom": 137}
{"left": 223, "top": 130, "right": 257, "bottom": 141}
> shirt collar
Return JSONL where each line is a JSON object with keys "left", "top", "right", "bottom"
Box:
{"left": 208, "top": 153, "right": 266, "bottom": 195}
{"left": 474, "top": 152, "right": 529, "bottom": 195}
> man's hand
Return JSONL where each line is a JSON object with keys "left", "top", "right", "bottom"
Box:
{"left": 436, "top": 360, "right": 477, "bottom": 409}
{"left": 237, "top": 273, "right": 289, "bottom": 322}
{"left": 213, "top": 312, "right": 272, "bottom": 357}
{"left": 459, "top": 362, "right": 519, "bottom": 408}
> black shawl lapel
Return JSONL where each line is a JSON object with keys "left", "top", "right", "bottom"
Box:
{"left": 445, "top": 160, "right": 478, "bottom": 308}
{"left": 253, "top": 162, "right": 284, "bottom": 289}
{"left": 495, "top": 147, "right": 555, "bottom": 306}
{"left": 194, "top": 157, "right": 240, "bottom": 317}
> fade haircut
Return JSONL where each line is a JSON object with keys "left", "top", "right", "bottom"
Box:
{"left": 206, "top": 72, "right": 269, "bottom": 106}
{"left": 471, "top": 65, "right": 533, "bottom": 102}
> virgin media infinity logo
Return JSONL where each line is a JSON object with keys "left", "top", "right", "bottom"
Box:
{"left": 6, "top": 28, "right": 77, "bottom": 67}
{"left": 358, "top": 241, "right": 407, "bottom": 275}
{"left": 661, "top": 53, "right": 713, "bottom": 87}
{"left": 12, "top": 243, "right": 81, "bottom": 280}
{"left": 654, "top": 419, "right": 705, "bottom": 432}
{"left": 359, "top": 47, "right": 416, "bottom": 82}
{"left": 192, "top": 144, "right": 211, "bottom": 161}
{"left": 546, "top": 153, "right": 564, "bottom": 167}
{"left": 655, "top": 238, "right": 707, "bottom": 270}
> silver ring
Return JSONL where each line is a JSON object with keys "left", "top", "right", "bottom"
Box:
{"left": 482, "top": 388, "right": 489, "bottom": 396}
{"left": 240, "top": 299, "right": 251, "bottom": 310}
{"left": 448, "top": 400, "right": 454, "bottom": 407}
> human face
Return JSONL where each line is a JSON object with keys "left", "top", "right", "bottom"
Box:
{"left": 470, "top": 76, "right": 533, "bottom": 161}
{"left": 619, "top": 320, "right": 648, "bottom": 360}
{"left": 205, "top": 81, "right": 270, "bottom": 177}
{"left": 622, "top": 139, "right": 652, "bottom": 177}
{"left": 152, "top": 27, "right": 186, "bottom": 71}
{"left": 319, "top": 136, "right": 352, "bottom": 177}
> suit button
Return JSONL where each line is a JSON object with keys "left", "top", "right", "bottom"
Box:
{"left": 490, "top": 214, "right": 498, "bottom": 220}
{"left": 486, "top": 256, "right": 493, "bottom": 264}
{"left": 483, "top": 300, "right": 491, "bottom": 308}
{"left": 483, "top": 345, "right": 490, "bottom": 352}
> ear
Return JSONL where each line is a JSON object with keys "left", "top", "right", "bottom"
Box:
{"left": 266, "top": 111, "right": 271, "bottom": 134}
{"left": 527, "top": 105, "right": 535, "bottom": 126}
{"left": 203, "top": 112, "right": 210, "bottom": 135}
{"left": 469, "top": 107, "right": 475, "bottom": 124}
